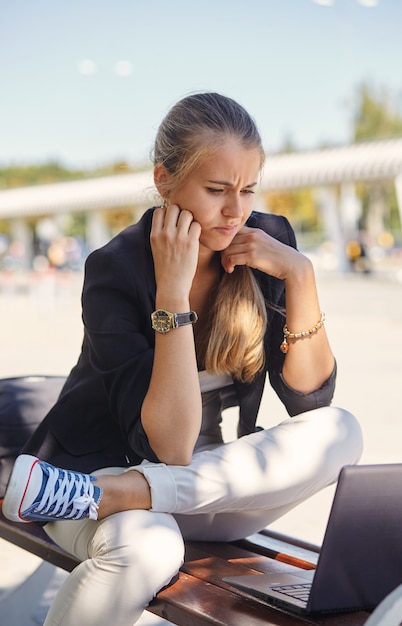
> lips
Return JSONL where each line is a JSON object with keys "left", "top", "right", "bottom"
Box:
{"left": 214, "top": 225, "right": 239, "bottom": 236}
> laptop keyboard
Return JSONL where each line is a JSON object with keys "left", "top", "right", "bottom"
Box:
{"left": 271, "top": 583, "right": 311, "bottom": 605}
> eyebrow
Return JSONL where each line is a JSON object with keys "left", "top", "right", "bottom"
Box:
{"left": 207, "top": 179, "right": 258, "bottom": 188}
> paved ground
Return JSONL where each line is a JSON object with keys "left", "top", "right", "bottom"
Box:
{"left": 1, "top": 264, "right": 401, "bottom": 624}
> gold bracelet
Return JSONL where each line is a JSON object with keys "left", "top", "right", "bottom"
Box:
{"left": 280, "top": 312, "right": 325, "bottom": 354}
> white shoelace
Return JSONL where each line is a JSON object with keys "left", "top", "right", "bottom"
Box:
{"left": 36, "top": 465, "right": 100, "bottom": 520}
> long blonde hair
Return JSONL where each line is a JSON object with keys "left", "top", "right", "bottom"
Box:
{"left": 152, "top": 93, "right": 267, "bottom": 382}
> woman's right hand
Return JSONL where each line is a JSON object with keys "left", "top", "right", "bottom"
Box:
{"left": 150, "top": 204, "right": 201, "bottom": 302}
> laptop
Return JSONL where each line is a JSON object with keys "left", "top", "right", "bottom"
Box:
{"left": 224, "top": 464, "right": 402, "bottom": 615}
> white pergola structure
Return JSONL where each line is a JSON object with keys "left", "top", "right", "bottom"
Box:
{"left": 0, "top": 171, "right": 156, "bottom": 267}
{"left": 1, "top": 138, "right": 401, "bottom": 269}
{"left": 261, "top": 138, "right": 402, "bottom": 270}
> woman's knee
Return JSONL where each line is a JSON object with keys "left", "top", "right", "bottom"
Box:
{"left": 301, "top": 406, "right": 364, "bottom": 465}
{"left": 326, "top": 406, "right": 363, "bottom": 461}
{"left": 44, "top": 512, "right": 185, "bottom": 625}
{"left": 95, "top": 510, "right": 185, "bottom": 584}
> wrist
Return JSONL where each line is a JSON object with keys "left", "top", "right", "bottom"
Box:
{"left": 284, "top": 254, "right": 314, "bottom": 286}
{"left": 155, "top": 293, "right": 190, "bottom": 313}
{"left": 151, "top": 309, "right": 198, "bottom": 334}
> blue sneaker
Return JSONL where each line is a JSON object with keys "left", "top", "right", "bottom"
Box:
{"left": 3, "top": 455, "right": 103, "bottom": 523}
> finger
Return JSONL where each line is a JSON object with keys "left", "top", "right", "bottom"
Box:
{"left": 188, "top": 219, "right": 202, "bottom": 242}
{"left": 153, "top": 202, "right": 181, "bottom": 221}
{"left": 236, "top": 225, "right": 252, "bottom": 236}
{"left": 221, "top": 251, "right": 238, "bottom": 274}
{"left": 221, "top": 237, "right": 249, "bottom": 266}
{"left": 222, "top": 243, "right": 260, "bottom": 272}
{"left": 176, "top": 208, "right": 196, "bottom": 232}
{"left": 162, "top": 203, "right": 181, "bottom": 229}
{"left": 151, "top": 206, "right": 166, "bottom": 233}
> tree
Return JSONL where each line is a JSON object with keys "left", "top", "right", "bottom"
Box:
{"left": 353, "top": 82, "right": 402, "bottom": 142}
{"left": 352, "top": 82, "right": 402, "bottom": 240}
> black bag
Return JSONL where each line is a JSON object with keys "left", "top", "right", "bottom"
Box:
{"left": 0, "top": 376, "right": 66, "bottom": 498}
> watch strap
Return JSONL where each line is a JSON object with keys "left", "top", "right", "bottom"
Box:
{"left": 172, "top": 311, "right": 198, "bottom": 328}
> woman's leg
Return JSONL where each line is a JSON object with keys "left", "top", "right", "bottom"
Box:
{"left": 135, "top": 407, "right": 363, "bottom": 524}
{"left": 43, "top": 506, "right": 184, "bottom": 626}
{"left": 4, "top": 407, "right": 362, "bottom": 536}
{"left": 175, "top": 508, "right": 299, "bottom": 542}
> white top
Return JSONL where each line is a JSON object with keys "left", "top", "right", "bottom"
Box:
{"left": 198, "top": 370, "right": 233, "bottom": 394}
{"left": 195, "top": 370, "right": 237, "bottom": 452}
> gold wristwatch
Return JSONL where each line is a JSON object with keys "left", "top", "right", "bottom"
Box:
{"left": 151, "top": 309, "right": 198, "bottom": 334}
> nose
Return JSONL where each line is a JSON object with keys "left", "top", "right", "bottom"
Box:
{"left": 222, "top": 194, "right": 243, "bottom": 219}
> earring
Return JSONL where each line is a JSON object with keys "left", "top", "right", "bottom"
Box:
{"left": 162, "top": 198, "right": 169, "bottom": 209}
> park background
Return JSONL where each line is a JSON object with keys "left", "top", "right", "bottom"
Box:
{"left": 1, "top": 1, "right": 402, "bottom": 624}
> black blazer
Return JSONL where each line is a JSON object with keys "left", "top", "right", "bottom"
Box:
{"left": 25, "top": 209, "right": 336, "bottom": 473}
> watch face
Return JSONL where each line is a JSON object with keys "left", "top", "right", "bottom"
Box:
{"left": 151, "top": 310, "right": 172, "bottom": 333}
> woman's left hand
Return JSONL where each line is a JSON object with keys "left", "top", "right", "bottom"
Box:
{"left": 220, "top": 226, "right": 307, "bottom": 280}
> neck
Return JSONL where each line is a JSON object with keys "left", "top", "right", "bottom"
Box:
{"left": 196, "top": 245, "right": 220, "bottom": 274}
{"left": 191, "top": 250, "right": 221, "bottom": 310}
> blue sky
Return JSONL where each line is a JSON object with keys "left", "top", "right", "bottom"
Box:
{"left": 1, "top": 0, "right": 401, "bottom": 169}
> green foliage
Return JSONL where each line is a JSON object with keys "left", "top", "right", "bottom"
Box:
{"left": 0, "top": 162, "right": 87, "bottom": 190}
{"left": 0, "top": 160, "right": 149, "bottom": 190}
{"left": 353, "top": 82, "right": 402, "bottom": 142}
{"left": 352, "top": 83, "right": 402, "bottom": 236}
{"left": 263, "top": 188, "right": 322, "bottom": 242}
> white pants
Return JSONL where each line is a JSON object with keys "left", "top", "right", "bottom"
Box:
{"left": 44, "top": 407, "right": 363, "bottom": 626}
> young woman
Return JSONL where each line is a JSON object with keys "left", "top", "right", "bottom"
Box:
{"left": 4, "top": 92, "right": 363, "bottom": 626}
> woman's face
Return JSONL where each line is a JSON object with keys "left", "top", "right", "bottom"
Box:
{"left": 168, "top": 139, "right": 262, "bottom": 253}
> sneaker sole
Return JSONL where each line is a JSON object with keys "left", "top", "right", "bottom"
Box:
{"left": 2, "top": 454, "right": 39, "bottom": 523}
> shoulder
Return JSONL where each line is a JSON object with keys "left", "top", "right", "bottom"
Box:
{"left": 247, "top": 211, "right": 297, "bottom": 249}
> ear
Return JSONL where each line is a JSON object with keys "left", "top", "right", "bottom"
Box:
{"left": 154, "top": 163, "right": 171, "bottom": 198}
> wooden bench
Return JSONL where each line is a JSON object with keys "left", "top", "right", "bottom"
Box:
{"left": 0, "top": 501, "right": 370, "bottom": 626}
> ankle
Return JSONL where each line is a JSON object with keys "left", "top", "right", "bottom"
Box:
{"left": 96, "top": 471, "right": 151, "bottom": 519}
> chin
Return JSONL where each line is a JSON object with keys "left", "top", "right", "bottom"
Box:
{"left": 204, "top": 243, "right": 230, "bottom": 254}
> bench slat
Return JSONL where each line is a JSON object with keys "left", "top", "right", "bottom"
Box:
{"left": 185, "top": 542, "right": 300, "bottom": 577}
{"left": 150, "top": 572, "right": 323, "bottom": 626}
{"left": 0, "top": 507, "right": 78, "bottom": 572}
{"left": 186, "top": 537, "right": 317, "bottom": 571}
{"left": 238, "top": 529, "right": 319, "bottom": 563}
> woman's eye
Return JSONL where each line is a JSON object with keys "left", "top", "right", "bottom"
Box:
{"left": 242, "top": 188, "right": 255, "bottom": 195}
{"left": 207, "top": 187, "right": 224, "bottom": 194}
